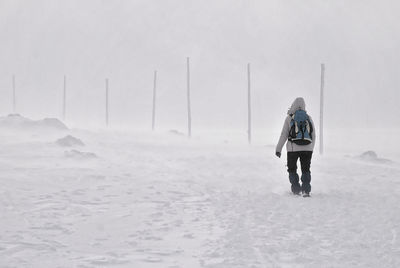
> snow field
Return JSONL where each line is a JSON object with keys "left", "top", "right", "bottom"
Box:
{"left": 0, "top": 126, "right": 400, "bottom": 267}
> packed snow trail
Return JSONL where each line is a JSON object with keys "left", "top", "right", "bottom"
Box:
{"left": 0, "top": 129, "right": 400, "bottom": 267}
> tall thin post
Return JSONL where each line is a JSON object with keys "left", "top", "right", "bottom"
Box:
{"left": 187, "top": 57, "right": 192, "bottom": 138}
{"left": 152, "top": 70, "right": 157, "bottom": 131}
{"left": 12, "top": 75, "right": 16, "bottom": 113}
{"left": 63, "top": 75, "right": 66, "bottom": 121}
{"left": 319, "top": 63, "right": 325, "bottom": 155}
{"left": 105, "top": 78, "right": 109, "bottom": 127}
{"left": 247, "top": 63, "right": 252, "bottom": 144}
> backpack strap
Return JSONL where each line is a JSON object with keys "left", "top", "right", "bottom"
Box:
{"left": 288, "top": 114, "right": 296, "bottom": 140}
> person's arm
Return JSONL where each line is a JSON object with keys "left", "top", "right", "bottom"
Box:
{"left": 309, "top": 116, "right": 316, "bottom": 151}
{"left": 275, "top": 116, "right": 290, "bottom": 155}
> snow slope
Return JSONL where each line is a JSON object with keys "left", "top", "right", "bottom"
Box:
{"left": 1, "top": 125, "right": 400, "bottom": 267}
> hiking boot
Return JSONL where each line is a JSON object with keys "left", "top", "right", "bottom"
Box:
{"left": 301, "top": 172, "right": 311, "bottom": 194}
{"left": 291, "top": 185, "right": 301, "bottom": 195}
{"left": 289, "top": 172, "right": 301, "bottom": 195}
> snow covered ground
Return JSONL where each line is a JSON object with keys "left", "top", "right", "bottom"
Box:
{"left": 1, "top": 116, "right": 400, "bottom": 268}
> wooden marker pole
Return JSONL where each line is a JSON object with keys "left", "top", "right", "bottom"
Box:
{"left": 152, "top": 71, "right": 157, "bottom": 131}
{"left": 63, "top": 75, "right": 66, "bottom": 121}
{"left": 247, "top": 63, "right": 252, "bottom": 144}
{"left": 105, "top": 78, "right": 109, "bottom": 127}
{"left": 187, "top": 57, "right": 192, "bottom": 138}
{"left": 320, "top": 63, "right": 325, "bottom": 155}
{"left": 12, "top": 75, "right": 16, "bottom": 113}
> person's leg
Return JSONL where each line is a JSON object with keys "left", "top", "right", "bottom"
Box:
{"left": 299, "top": 151, "right": 313, "bottom": 194}
{"left": 287, "top": 152, "right": 301, "bottom": 194}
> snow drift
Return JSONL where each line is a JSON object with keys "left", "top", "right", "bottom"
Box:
{"left": 0, "top": 114, "right": 68, "bottom": 131}
{"left": 358, "top": 151, "right": 392, "bottom": 164}
{"left": 56, "top": 135, "right": 85, "bottom": 147}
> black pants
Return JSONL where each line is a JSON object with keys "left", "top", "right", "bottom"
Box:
{"left": 287, "top": 151, "right": 313, "bottom": 173}
{"left": 287, "top": 151, "right": 313, "bottom": 193}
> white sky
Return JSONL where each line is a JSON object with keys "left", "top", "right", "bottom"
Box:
{"left": 0, "top": 0, "right": 399, "bottom": 131}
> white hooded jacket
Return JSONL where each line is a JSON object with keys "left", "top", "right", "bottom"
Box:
{"left": 275, "top": 97, "right": 316, "bottom": 153}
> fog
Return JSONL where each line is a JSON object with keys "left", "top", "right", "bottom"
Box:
{"left": 3, "top": 2, "right": 400, "bottom": 266}
{"left": 1, "top": 0, "right": 399, "bottom": 132}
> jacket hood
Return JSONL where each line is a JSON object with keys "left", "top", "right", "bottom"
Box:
{"left": 287, "top": 97, "right": 306, "bottom": 115}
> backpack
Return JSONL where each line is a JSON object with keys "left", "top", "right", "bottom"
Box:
{"left": 288, "top": 110, "right": 313, "bottom": 145}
